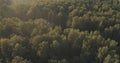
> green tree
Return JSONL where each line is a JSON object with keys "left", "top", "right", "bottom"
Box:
{"left": 11, "top": 56, "right": 32, "bottom": 63}
{"left": 103, "top": 54, "right": 119, "bottom": 63}
{"left": 0, "top": 38, "right": 12, "bottom": 63}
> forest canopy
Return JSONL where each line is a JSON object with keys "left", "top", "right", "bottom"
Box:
{"left": 0, "top": 0, "right": 120, "bottom": 63}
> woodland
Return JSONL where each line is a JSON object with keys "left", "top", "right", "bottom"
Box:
{"left": 0, "top": 0, "right": 120, "bottom": 63}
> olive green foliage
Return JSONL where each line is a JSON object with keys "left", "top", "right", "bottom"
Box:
{"left": 0, "top": 0, "right": 120, "bottom": 63}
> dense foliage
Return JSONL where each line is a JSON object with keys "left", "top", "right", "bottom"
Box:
{"left": 0, "top": 0, "right": 120, "bottom": 63}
